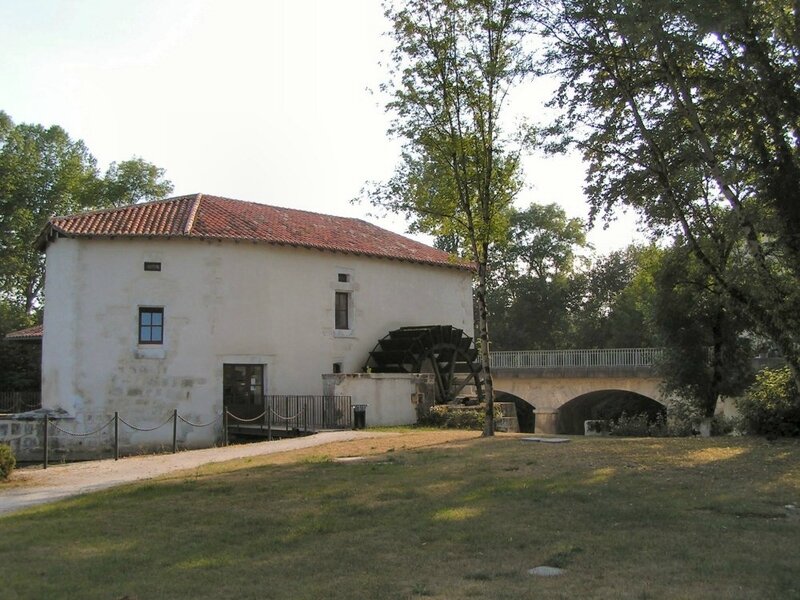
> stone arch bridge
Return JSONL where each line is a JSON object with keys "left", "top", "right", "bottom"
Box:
{"left": 489, "top": 348, "right": 667, "bottom": 434}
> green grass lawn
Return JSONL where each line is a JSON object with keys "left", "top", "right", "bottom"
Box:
{"left": 1, "top": 434, "right": 799, "bottom": 599}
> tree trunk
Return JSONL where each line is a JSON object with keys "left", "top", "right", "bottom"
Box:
{"left": 705, "top": 310, "right": 725, "bottom": 420}
{"left": 476, "top": 260, "right": 495, "bottom": 437}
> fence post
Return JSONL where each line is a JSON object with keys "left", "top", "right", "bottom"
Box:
{"left": 172, "top": 408, "right": 178, "bottom": 454}
{"left": 223, "top": 411, "right": 229, "bottom": 446}
{"left": 114, "top": 412, "right": 119, "bottom": 461}
{"left": 42, "top": 415, "right": 48, "bottom": 470}
{"left": 267, "top": 407, "right": 272, "bottom": 442}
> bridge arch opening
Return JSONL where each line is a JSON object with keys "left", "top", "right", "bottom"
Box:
{"left": 558, "top": 390, "right": 665, "bottom": 435}
{"left": 495, "top": 391, "right": 535, "bottom": 433}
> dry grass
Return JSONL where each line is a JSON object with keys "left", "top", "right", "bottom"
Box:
{"left": 1, "top": 433, "right": 799, "bottom": 599}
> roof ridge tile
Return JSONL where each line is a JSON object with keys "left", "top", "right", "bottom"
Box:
{"left": 184, "top": 193, "right": 203, "bottom": 235}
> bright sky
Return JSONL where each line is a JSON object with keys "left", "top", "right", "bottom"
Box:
{"left": 0, "top": 0, "right": 642, "bottom": 254}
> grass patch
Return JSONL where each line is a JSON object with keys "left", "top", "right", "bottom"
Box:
{"left": 1, "top": 434, "right": 799, "bottom": 599}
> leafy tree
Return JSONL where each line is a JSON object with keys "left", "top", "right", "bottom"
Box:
{"left": 488, "top": 202, "right": 587, "bottom": 349}
{"left": 364, "top": 0, "right": 534, "bottom": 435}
{"left": 0, "top": 111, "right": 173, "bottom": 316}
{"left": 653, "top": 239, "right": 754, "bottom": 419}
{"left": 103, "top": 158, "right": 173, "bottom": 207}
{"left": 0, "top": 114, "right": 99, "bottom": 314}
{"left": 573, "top": 244, "right": 660, "bottom": 349}
{"left": 738, "top": 367, "right": 800, "bottom": 437}
{"left": 536, "top": 0, "right": 800, "bottom": 389}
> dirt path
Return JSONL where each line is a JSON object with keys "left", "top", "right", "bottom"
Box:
{"left": 0, "top": 430, "right": 391, "bottom": 517}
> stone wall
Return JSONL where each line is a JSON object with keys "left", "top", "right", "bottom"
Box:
{"left": 322, "top": 373, "right": 435, "bottom": 427}
{"left": 0, "top": 418, "right": 48, "bottom": 461}
{"left": 0, "top": 413, "right": 223, "bottom": 462}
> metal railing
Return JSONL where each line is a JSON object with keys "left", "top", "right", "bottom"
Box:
{"left": 0, "top": 391, "right": 41, "bottom": 414}
{"left": 489, "top": 348, "right": 664, "bottom": 369}
{"left": 225, "top": 395, "right": 352, "bottom": 438}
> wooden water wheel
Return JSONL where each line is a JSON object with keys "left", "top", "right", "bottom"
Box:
{"left": 364, "top": 325, "right": 484, "bottom": 404}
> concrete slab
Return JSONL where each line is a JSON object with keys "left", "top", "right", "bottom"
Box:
{"left": 528, "top": 566, "right": 565, "bottom": 576}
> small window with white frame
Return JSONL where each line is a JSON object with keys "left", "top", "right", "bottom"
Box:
{"left": 138, "top": 307, "right": 164, "bottom": 345}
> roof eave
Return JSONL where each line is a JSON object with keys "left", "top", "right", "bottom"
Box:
{"left": 37, "top": 229, "right": 475, "bottom": 271}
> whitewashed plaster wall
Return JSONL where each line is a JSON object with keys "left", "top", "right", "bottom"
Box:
{"left": 41, "top": 237, "right": 473, "bottom": 448}
{"left": 322, "top": 373, "right": 436, "bottom": 427}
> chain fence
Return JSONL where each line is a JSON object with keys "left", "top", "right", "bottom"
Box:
{"left": 36, "top": 395, "right": 353, "bottom": 469}
{"left": 39, "top": 409, "right": 221, "bottom": 469}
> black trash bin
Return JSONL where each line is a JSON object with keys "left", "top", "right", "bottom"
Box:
{"left": 353, "top": 404, "right": 367, "bottom": 430}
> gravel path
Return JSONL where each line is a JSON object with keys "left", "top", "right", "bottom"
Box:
{"left": 0, "top": 430, "right": 387, "bottom": 517}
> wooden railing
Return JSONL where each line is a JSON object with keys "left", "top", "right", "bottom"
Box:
{"left": 489, "top": 348, "right": 663, "bottom": 370}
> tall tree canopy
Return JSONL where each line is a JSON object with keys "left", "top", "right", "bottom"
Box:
{"left": 0, "top": 111, "right": 173, "bottom": 322}
{"left": 103, "top": 157, "right": 173, "bottom": 208}
{"left": 365, "top": 0, "right": 534, "bottom": 435}
{"left": 536, "top": 0, "right": 800, "bottom": 388}
{"left": 653, "top": 237, "right": 754, "bottom": 418}
{"left": 488, "top": 202, "right": 588, "bottom": 349}
{"left": 573, "top": 244, "right": 660, "bottom": 349}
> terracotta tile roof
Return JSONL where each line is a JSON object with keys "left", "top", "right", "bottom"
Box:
{"left": 5, "top": 324, "right": 43, "bottom": 341}
{"left": 38, "top": 194, "right": 471, "bottom": 270}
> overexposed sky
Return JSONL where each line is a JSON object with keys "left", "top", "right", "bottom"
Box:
{"left": 0, "top": 0, "right": 641, "bottom": 253}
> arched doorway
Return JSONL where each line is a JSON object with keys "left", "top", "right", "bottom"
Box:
{"left": 495, "top": 391, "right": 535, "bottom": 433}
{"left": 558, "top": 390, "right": 665, "bottom": 435}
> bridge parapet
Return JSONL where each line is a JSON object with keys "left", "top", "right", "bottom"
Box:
{"left": 490, "top": 348, "right": 663, "bottom": 370}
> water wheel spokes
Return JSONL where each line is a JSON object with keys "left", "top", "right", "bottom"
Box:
{"left": 365, "top": 325, "right": 484, "bottom": 404}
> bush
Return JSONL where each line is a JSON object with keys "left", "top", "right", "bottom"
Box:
{"left": 609, "top": 412, "right": 668, "bottom": 437}
{"left": 738, "top": 367, "right": 800, "bottom": 437}
{"left": 0, "top": 443, "right": 15, "bottom": 481}
{"left": 609, "top": 408, "right": 738, "bottom": 438}
{"left": 421, "top": 405, "right": 504, "bottom": 430}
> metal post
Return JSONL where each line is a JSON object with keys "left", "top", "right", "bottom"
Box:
{"left": 114, "top": 412, "right": 119, "bottom": 461}
{"left": 172, "top": 408, "right": 178, "bottom": 454}
{"left": 42, "top": 416, "right": 48, "bottom": 470}
{"left": 267, "top": 407, "right": 272, "bottom": 441}
{"left": 223, "top": 411, "right": 229, "bottom": 446}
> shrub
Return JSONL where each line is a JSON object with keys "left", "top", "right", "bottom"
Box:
{"left": 738, "top": 367, "right": 800, "bottom": 437}
{"left": 422, "top": 405, "right": 503, "bottom": 430}
{"left": 424, "top": 405, "right": 484, "bottom": 429}
{"left": 610, "top": 408, "right": 738, "bottom": 438}
{"left": 663, "top": 395, "right": 702, "bottom": 436}
{"left": 609, "top": 412, "right": 668, "bottom": 437}
{"left": 0, "top": 443, "right": 15, "bottom": 481}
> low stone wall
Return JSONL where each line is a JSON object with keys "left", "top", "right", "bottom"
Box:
{"left": 0, "top": 413, "right": 222, "bottom": 462}
{"left": 0, "top": 418, "right": 52, "bottom": 461}
{"left": 322, "top": 373, "right": 435, "bottom": 427}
